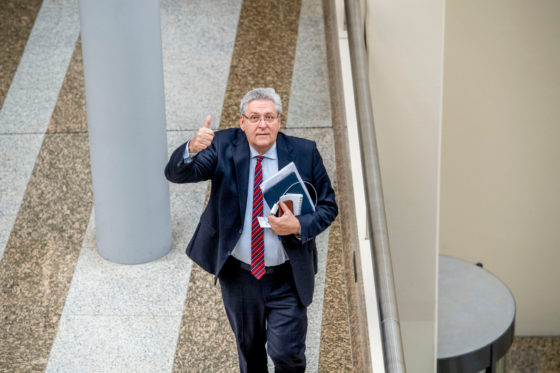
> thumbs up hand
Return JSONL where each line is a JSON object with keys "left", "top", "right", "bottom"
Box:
{"left": 188, "top": 115, "right": 215, "bottom": 153}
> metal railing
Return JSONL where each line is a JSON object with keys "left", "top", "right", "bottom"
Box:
{"left": 344, "top": 1, "right": 407, "bottom": 371}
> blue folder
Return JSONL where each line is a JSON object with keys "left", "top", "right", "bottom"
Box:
{"left": 260, "top": 162, "right": 315, "bottom": 215}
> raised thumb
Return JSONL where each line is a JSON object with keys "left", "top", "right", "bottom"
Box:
{"left": 203, "top": 115, "right": 212, "bottom": 128}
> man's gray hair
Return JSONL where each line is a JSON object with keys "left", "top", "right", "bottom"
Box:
{"left": 239, "top": 88, "right": 282, "bottom": 115}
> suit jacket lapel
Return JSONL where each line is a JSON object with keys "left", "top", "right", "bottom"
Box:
{"left": 233, "top": 131, "right": 250, "bottom": 221}
{"left": 233, "top": 132, "right": 294, "bottom": 220}
{"left": 276, "top": 132, "right": 294, "bottom": 169}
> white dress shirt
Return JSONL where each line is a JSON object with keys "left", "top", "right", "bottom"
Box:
{"left": 231, "top": 143, "right": 287, "bottom": 266}
{"left": 184, "top": 141, "right": 287, "bottom": 266}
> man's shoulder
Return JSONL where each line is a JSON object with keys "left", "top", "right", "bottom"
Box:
{"left": 278, "top": 132, "right": 316, "bottom": 148}
{"left": 214, "top": 127, "right": 243, "bottom": 140}
{"left": 211, "top": 128, "right": 246, "bottom": 149}
{"left": 278, "top": 132, "right": 317, "bottom": 155}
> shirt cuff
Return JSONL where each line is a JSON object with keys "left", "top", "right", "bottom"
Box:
{"left": 182, "top": 140, "right": 199, "bottom": 164}
{"left": 294, "top": 226, "right": 302, "bottom": 241}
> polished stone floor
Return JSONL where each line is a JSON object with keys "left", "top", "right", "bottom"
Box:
{"left": 0, "top": 0, "right": 351, "bottom": 371}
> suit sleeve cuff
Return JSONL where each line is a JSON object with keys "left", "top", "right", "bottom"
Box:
{"left": 295, "top": 216, "right": 312, "bottom": 243}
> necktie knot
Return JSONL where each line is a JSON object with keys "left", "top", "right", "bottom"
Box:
{"left": 255, "top": 155, "right": 264, "bottom": 163}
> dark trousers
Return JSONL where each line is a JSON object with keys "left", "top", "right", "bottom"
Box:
{"left": 219, "top": 257, "right": 307, "bottom": 373}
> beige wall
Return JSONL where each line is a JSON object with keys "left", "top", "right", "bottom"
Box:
{"left": 364, "top": 0, "right": 445, "bottom": 370}
{"left": 440, "top": 0, "right": 560, "bottom": 335}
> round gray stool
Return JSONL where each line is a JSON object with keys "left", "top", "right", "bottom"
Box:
{"left": 437, "top": 255, "right": 516, "bottom": 373}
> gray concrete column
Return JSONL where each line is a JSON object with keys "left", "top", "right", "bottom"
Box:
{"left": 78, "top": 0, "right": 171, "bottom": 264}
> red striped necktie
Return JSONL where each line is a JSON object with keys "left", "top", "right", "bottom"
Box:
{"left": 251, "top": 155, "right": 265, "bottom": 279}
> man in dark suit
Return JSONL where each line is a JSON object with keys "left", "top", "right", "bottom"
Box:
{"left": 165, "top": 88, "right": 337, "bottom": 372}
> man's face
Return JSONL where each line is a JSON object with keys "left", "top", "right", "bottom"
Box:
{"left": 240, "top": 99, "right": 281, "bottom": 155}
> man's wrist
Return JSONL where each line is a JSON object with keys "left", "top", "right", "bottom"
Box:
{"left": 183, "top": 140, "right": 199, "bottom": 162}
{"left": 294, "top": 220, "right": 302, "bottom": 240}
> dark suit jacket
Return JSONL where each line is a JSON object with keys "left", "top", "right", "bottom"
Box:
{"left": 165, "top": 128, "right": 337, "bottom": 306}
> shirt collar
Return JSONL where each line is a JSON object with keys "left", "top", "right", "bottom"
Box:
{"left": 249, "top": 142, "right": 277, "bottom": 161}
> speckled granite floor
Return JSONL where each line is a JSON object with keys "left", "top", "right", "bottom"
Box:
{"left": 0, "top": 0, "right": 43, "bottom": 109}
{"left": 0, "top": 0, "right": 354, "bottom": 372}
{"left": 507, "top": 337, "right": 560, "bottom": 373}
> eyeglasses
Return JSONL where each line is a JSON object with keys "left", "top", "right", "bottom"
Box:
{"left": 242, "top": 113, "right": 279, "bottom": 124}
